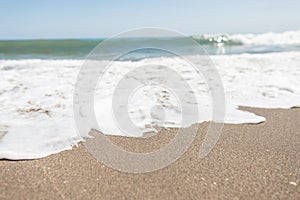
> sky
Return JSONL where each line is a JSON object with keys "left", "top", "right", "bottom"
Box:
{"left": 0, "top": 0, "right": 299, "bottom": 39}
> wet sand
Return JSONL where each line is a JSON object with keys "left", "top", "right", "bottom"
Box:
{"left": 0, "top": 107, "right": 299, "bottom": 199}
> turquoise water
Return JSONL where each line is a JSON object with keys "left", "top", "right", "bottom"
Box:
{"left": 1, "top": 36, "right": 299, "bottom": 60}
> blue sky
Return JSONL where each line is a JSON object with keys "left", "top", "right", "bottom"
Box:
{"left": 0, "top": 0, "right": 299, "bottom": 39}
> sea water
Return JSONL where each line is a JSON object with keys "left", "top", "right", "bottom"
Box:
{"left": 0, "top": 30, "right": 300, "bottom": 159}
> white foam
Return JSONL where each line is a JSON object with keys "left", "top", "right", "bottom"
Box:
{"left": 198, "top": 30, "right": 300, "bottom": 45}
{"left": 229, "top": 30, "right": 300, "bottom": 45}
{"left": 0, "top": 59, "right": 83, "bottom": 159}
{"left": 0, "top": 51, "right": 300, "bottom": 159}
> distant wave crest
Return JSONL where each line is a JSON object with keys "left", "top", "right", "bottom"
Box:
{"left": 193, "top": 30, "right": 300, "bottom": 45}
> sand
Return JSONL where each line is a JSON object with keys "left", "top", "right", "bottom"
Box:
{"left": 0, "top": 107, "right": 299, "bottom": 199}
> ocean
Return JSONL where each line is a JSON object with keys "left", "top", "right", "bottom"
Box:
{"left": 0, "top": 30, "right": 300, "bottom": 159}
{"left": 1, "top": 30, "right": 300, "bottom": 60}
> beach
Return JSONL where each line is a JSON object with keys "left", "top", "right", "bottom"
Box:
{"left": 1, "top": 1, "right": 300, "bottom": 199}
{"left": 1, "top": 107, "right": 299, "bottom": 199}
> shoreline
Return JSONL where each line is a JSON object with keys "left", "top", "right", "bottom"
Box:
{"left": 0, "top": 107, "right": 299, "bottom": 199}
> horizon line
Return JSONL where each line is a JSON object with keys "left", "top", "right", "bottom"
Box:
{"left": 0, "top": 29, "right": 298, "bottom": 41}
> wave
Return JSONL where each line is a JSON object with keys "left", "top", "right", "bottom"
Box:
{"left": 193, "top": 30, "right": 300, "bottom": 46}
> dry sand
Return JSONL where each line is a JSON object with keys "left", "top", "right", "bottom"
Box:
{"left": 0, "top": 107, "right": 299, "bottom": 199}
